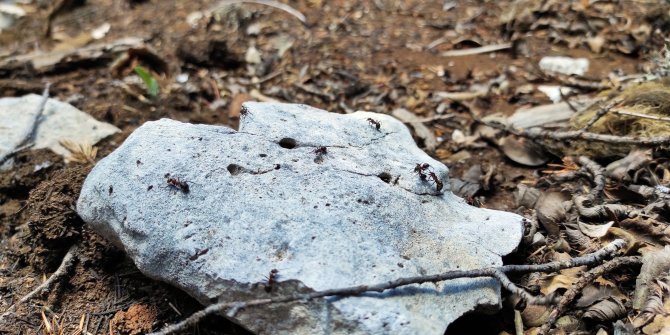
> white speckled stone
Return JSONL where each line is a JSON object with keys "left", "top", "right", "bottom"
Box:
{"left": 0, "top": 94, "right": 119, "bottom": 162}
{"left": 77, "top": 102, "right": 523, "bottom": 335}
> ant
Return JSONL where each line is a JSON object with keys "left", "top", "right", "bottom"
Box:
{"left": 313, "top": 146, "right": 327, "bottom": 155}
{"left": 413, "top": 163, "right": 430, "bottom": 180}
{"left": 264, "top": 269, "right": 279, "bottom": 293}
{"left": 428, "top": 171, "right": 443, "bottom": 192}
{"left": 367, "top": 118, "right": 381, "bottom": 131}
{"left": 164, "top": 173, "right": 190, "bottom": 194}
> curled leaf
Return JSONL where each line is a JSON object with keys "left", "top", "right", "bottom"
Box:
{"left": 605, "top": 149, "right": 651, "bottom": 181}
{"left": 583, "top": 296, "right": 627, "bottom": 322}
{"left": 535, "top": 192, "right": 571, "bottom": 238}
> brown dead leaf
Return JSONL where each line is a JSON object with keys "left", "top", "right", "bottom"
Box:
{"left": 634, "top": 276, "right": 670, "bottom": 334}
{"left": 499, "top": 135, "right": 550, "bottom": 167}
{"left": 515, "top": 184, "right": 541, "bottom": 209}
{"left": 578, "top": 221, "right": 614, "bottom": 238}
{"left": 634, "top": 246, "right": 670, "bottom": 310}
{"left": 619, "top": 217, "right": 670, "bottom": 245}
{"left": 563, "top": 223, "right": 596, "bottom": 252}
{"left": 576, "top": 283, "right": 626, "bottom": 308}
{"left": 541, "top": 274, "right": 575, "bottom": 295}
{"left": 605, "top": 149, "right": 652, "bottom": 181}
{"left": 541, "top": 253, "right": 584, "bottom": 295}
{"left": 521, "top": 304, "right": 552, "bottom": 327}
{"left": 535, "top": 191, "right": 571, "bottom": 238}
{"left": 583, "top": 296, "right": 627, "bottom": 322}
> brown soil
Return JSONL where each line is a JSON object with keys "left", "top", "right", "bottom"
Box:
{"left": 0, "top": 0, "right": 667, "bottom": 334}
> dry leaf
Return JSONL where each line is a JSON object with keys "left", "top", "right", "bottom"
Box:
{"left": 515, "top": 184, "right": 541, "bottom": 209}
{"left": 583, "top": 296, "right": 627, "bottom": 322}
{"left": 535, "top": 192, "right": 571, "bottom": 238}
{"left": 576, "top": 284, "right": 626, "bottom": 308}
{"left": 634, "top": 246, "right": 670, "bottom": 310}
{"left": 579, "top": 221, "right": 614, "bottom": 238}
{"left": 605, "top": 149, "right": 652, "bottom": 181}
{"left": 499, "top": 135, "right": 550, "bottom": 167}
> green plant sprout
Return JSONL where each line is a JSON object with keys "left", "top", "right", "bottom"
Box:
{"left": 133, "top": 66, "right": 160, "bottom": 98}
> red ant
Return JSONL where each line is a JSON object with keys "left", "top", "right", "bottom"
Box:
{"left": 164, "top": 173, "right": 190, "bottom": 194}
{"left": 413, "top": 163, "right": 430, "bottom": 180}
{"left": 313, "top": 146, "right": 327, "bottom": 155}
{"left": 367, "top": 118, "right": 381, "bottom": 131}
{"left": 428, "top": 171, "right": 443, "bottom": 192}
{"left": 264, "top": 269, "right": 279, "bottom": 292}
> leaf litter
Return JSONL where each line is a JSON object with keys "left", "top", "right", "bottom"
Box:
{"left": 2, "top": 0, "right": 670, "bottom": 334}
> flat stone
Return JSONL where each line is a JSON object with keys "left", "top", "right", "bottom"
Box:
{"left": 77, "top": 102, "right": 524, "bottom": 335}
{"left": 0, "top": 94, "right": 120, "bottom": 162}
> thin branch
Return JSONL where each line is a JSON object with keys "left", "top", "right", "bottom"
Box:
{"left": 574, "top": 195, "right": 639, "bottom": 220}
{"left": 578, "top": 156, "right": 605, "bottom": 202}
{"left": 0, "top": 244, "right": 78, "bottom": 321}
{"left": 441, "top": 43, "right": 512, "bottom": 57}
{"left": 148, "top": 240, "right": 626, "bottom": 335}
{"left": 538, "top": 256, "right": 642, "bottom": 335}
{"left": 211, "top": 0, "right": 306, "bottom": 24}
{"left": 483, "top": 121, "right": 670, "bottom": 146}
{"left": 542, "top": 72, "right": 610, "bottom": 91}
{"left": 612, "top": 109, "right": 670, "bottom": 122}
{"left": 477, "top": 97, "right": 670, "bottom": 146}
{"left": 578, "top": 99, "right": 621, "bottom": 133}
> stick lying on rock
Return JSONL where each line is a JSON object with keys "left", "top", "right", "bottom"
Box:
{"left": 150, "top": 239, "right": 626, "bottom": 335}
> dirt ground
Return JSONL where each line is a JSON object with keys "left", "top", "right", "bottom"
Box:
{"left": 1, "top": 0, "right": 669, "bottom": 334}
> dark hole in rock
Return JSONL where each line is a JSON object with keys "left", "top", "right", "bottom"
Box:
{"left": 227, "top": 164, "right": 243, "bottom": 175}
{"left": 274, "top": 164, "right": 281, "bottom": 170}
{"left": 278, "top": 138, "right": 297, "bottom": 149}
{"left": 259, "top": 153, "right": 267, "bottom": 157}
{"left": 378, "top": 172, "right": 392, "bottom": 183}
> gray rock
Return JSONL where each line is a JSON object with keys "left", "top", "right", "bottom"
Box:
{"left": 77, "top": 102, "right": 523, "bottom": 335}
{"left": 0, "top": 94, "right": 120, "bottom": 162}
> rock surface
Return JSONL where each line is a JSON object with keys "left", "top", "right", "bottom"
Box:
{"left": 0, "top": 94, "right": 120, "bottom": 163}
{"left": 77, "top": 102, "right": 524, "bottom": 335}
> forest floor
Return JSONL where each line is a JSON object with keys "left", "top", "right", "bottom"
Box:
{"left": 1, "top": 1, "right": 670, "bottom": 334}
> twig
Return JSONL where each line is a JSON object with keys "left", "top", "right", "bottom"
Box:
{"left": 537, "top": 256, "right": 642, "bottom": 335}
{"left": 293, "top": 83, "right": 335, "bottom": 102}
{"left": 542, "top": 72, "right": 610, "bottom": 91}
{"left": 211, "top": 0, "right": 306, "bottom": 24}
{"left": 577, "top": 156, "right": 605, "bottom": 202}
{"left": 573, "top": 195, "right": 639, "bottom": 220}
{"left": 612, "top": 109, "right": 670, "bottom": 122}
{"left": 0, "top": 244, "right": 78, "bottom": 322}
{"left": 481, "top": 121, "right": 670, "bottom": 146}
{"left": 477, "top": 97, "right": 670, "bottom": 146}
{"left": 577, "top": 99, "right": 621, "bottom": 133}
{"left": 148, "top": 240, "right": 625, "bottom": 335}
{"left": 441, "top": 43, "right": 512, "bottom": 57}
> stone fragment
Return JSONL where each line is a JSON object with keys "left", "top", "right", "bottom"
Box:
{"left": 0, "top": 94, "right": 120, "bottom": 162}
{"left": 77, "top": 102, "right": 524, "bottom": 335}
